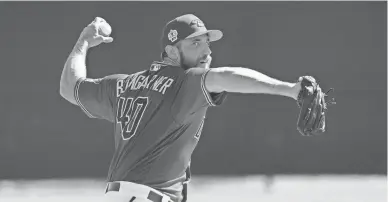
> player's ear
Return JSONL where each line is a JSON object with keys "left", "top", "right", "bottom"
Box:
{"left": 165, "top": 45, "right": 179, "bottom": 60}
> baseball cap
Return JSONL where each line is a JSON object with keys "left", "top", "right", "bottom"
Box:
{"left": 160, "top": 14, "right": 223, "bottom": 55}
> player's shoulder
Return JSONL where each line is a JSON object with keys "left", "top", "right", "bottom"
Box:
{"left": 78, "top": 74, "right": 130, "bottom": 85}
{"left": 102, "top": 73, "right": 131, "bottom": 81}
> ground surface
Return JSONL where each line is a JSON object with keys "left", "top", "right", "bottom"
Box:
{"left": 0, "top": 175, "right": 386, "bottom": 202}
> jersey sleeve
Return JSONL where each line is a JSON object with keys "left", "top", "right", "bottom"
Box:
{"left": 172, "top": 68, "right": 227, "bottom": 121}
{"left": 74, "top": 74, "right": 129, "bottom": 122}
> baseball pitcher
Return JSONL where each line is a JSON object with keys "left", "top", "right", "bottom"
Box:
{"left": 59, "top": 14, "right": 334, "bottom": 202}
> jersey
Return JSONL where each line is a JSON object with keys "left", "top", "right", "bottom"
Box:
{"left": 74, "top": 61, "right": 227, "bottom": 202}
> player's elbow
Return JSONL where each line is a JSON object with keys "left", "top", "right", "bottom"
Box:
{"left": 59, "top": 79, "right": 77, "bottom": 105}
{"left": 59, "top": 82, "right": 68, "bottom": 100}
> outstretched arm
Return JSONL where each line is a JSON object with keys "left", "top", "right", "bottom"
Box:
{"left": 205, "top": 67, "right": 301, "bottom": 100}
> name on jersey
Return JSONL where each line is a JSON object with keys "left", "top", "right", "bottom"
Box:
{"left": 117, "top": 73, "right": 174, "bottom": 97}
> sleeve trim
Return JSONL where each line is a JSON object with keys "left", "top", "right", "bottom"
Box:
{"left": 74, "top": 78, "right": 95, "bottom": 118}
{"left": 200, "top": 69, "right": 216, "bottom": 107}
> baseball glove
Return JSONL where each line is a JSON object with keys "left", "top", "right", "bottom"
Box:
{"left": 296, "top": 76, "right": 336, "bottom": 136}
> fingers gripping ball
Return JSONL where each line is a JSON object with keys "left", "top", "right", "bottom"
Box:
{"left": 83, "top": 17, "right": 114, "bottom": 46}
{"left": 97, "top": 19, "right": 112, "bottom": 37}
{"left": 296, "top": 76, "right": 336, "bottom": 137}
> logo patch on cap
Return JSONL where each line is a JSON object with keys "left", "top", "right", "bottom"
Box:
{"left": 190, "top": 19, "right": 205, "bottom": 27}
{"left": 168, "top": 29, "right": 178, "bottom": 43}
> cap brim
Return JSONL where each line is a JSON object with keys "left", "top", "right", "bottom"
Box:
{"left": 185, "top": 30, "right": 223, "bottom": 42}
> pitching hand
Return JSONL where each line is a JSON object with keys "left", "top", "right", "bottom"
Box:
{"left": 78, "top": 17, "right": 113, "bottom": 48}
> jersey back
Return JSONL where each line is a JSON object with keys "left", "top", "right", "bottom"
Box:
{"left": 74, "top": 61, "right": 227, "bottom": 201}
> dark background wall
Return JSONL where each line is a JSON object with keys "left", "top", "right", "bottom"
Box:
{"left": 0, "top": 2, "right": 386, "bottom": 179}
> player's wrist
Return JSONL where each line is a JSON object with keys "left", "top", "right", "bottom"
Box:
{"left": 270, "top": 81, "right": 300, "bottom": 100}
{"left": 289, "top": 82, "right": 301, "bottom": 101}
{"left": 73, "top": 39, "right": 89, "bottom": 54}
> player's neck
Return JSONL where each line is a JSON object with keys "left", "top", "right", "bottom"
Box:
{"left": 162, "top": 57, "right": 180, "bottom": 67}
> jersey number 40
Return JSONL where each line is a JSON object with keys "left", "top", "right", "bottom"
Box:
{"left": 116, "top": 96, "right": 149, "bottom": 140}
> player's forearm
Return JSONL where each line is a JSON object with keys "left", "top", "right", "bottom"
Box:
{"left": 206, "top": 67, "right": 300, "bottom": 100}
{"left": 59, "top": 40, "right": 89, "bottom": 104}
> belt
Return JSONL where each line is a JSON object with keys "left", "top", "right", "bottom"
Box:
{"left": 105, "top": 181, "right": 170, "bottom": 202}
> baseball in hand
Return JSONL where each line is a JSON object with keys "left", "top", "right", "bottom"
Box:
{"left": 98, "top": 20, "right": 112, "bottom": 37}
